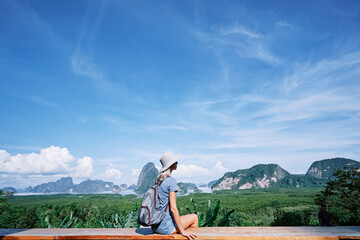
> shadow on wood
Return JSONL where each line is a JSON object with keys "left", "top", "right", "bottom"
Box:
{"left": 135, "top": 227, "right": 154, "bottom": 235}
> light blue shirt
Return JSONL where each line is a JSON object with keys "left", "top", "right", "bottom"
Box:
{"left": 158, "top": 177, "right": 177, "bottom": 212}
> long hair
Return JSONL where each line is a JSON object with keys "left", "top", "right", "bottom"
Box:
{"left": 157, "top": 168, "right": 171, "bottom": 182}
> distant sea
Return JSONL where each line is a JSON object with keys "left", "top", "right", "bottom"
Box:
{"left": 14, "top": 186, "right": 213, "bottom": 196}
{"left": 197, "top": 186, "right": 212, "bottom": 193}
{"left": 14, "top": 189, "right": 136, "bottom": 196}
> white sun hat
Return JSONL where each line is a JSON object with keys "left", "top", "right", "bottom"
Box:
{"left": 159, "top": 151, "right": 181, "bottom": 172}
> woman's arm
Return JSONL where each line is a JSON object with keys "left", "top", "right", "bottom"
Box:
{"left": 169, "top": 192, "right": 197, "bottom": 240}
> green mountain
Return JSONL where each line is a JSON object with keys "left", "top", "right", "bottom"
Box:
{"left": 306, "top": 158, "right": 360, "bottom": 180}
{"left": 212, "top": 158, "right": 359, "bottom": 191}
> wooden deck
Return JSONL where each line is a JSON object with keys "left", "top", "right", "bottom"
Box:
{"left": 0, "top": 227, "right": 359, "bottom": 240}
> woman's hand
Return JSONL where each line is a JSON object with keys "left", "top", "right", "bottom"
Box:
{"left": 181, "top": 229, "right": 197, "bottom": 240}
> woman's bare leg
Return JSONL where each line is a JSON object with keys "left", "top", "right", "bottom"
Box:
{"left": 174, "top": 214, "right": 198, "bottom": 233}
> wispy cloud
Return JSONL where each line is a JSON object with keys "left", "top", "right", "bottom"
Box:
{"left": 178, "top": 44, "right": 360, "bottom": 169}
{"left": 205, "top": 123, "right": 360, "bottom": 151}
{"left": 70, "top": 1, "right": 117, "bottom": 94}
{"left": 29, "top": 96, "right": 60, "bottom": 109}
{"left": 247, "top": 44, "right": 281, "bottom": 65}
{"left": 0, "top": 145, "right": 42, "bottom": 152}
{"left": 148, "top": 125, "right": 187, "bottom": 131}
{"left": 185, "top": 86, "right": 360, "bottom": 151}
{"left": 71, "top": 49, "right": 116, "bottom": 93}
{"left": 217, "top": 22, "right": 261, "bottom": 38}
{"left": 241, "top": 88, "right": 360, "bottom": 125}
{"left": 186, "top": 94, "right": 275, "bottom": 108}
{"left": 276, "top": 21, "right": 295, "bottom": 29}
{"left": 194, "top": 22, "right": 281, "bottom": 65}
{"left": 283, "top": 51, "right": 360, "bottom": 93}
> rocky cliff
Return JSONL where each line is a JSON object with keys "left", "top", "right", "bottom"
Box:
{"left": 135, "top": 162, "right": 159, "bottom": 194}
{"left": 306, "top": 158, "right": 360, "bottom": 180}
{"left": 30, "top": 177, "right": 73, "bottom": 193}
{"left": 212, "top": 164, "right": 290, "bottom": 190}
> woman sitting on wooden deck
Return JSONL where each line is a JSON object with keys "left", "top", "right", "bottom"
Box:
{"left": 151, "top": 151, "right": 198, "bottom": 240}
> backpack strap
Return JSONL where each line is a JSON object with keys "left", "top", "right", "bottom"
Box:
{"left": 154, "top": 179, "right": 163, "bottom": 186}
{"left": 155, "top": 179, "right": 169, "bottom": 213}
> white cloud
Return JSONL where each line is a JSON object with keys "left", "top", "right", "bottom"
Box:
{"left": 175, "top": 164, "right": 210, "bottom": 178}
{"left": 0, "top": 146, "right": 93, "bottom": 178}
{"left": 0, "top": 146, "right": 73, "bottom": 174}
{"left": 104, "top": 167, "right": 123, "bottom": 180}
{"left": 211, "top": 161, "right": 228, "bottom": 174}
{"left": 172, "top": 161, "right": 228, "bottom": 180}
{"left": 73, "top": 156, "right": 94, "bottom": 177}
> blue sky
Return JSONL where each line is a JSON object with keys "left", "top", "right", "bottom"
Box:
{"left": 1, "top": 0, "right": 360, "bottom": 189}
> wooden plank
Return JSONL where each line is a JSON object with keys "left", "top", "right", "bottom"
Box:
{"left": 0, "top": 227, "right": 359, "bottom": 240}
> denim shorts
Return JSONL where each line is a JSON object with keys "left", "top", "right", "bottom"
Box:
{"left": 152, "top": 211, "right": 178, "bottom": 235}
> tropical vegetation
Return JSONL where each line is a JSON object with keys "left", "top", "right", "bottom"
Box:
{"left": 0, "top": 166, "right": 358, "bottom": 228}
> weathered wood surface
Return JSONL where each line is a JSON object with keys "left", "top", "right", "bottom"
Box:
{"left": 0, "top": 227, "right": 359, "bottom": 240}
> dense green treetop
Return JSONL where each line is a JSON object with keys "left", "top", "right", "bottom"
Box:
{"left": 315, "top": 167, "right": 360, "bottom": 225}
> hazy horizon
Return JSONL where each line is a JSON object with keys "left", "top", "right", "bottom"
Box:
{"left": 1, "top": 155, "right": 358, "bottom": 189}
